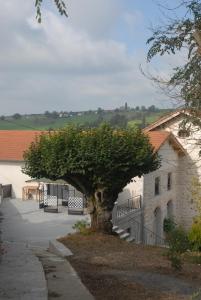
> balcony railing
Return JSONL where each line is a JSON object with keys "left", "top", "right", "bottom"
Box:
{"left": 112, "top": 195, "right": 142, "bottom": 220}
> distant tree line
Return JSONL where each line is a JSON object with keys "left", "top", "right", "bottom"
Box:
{"left": 0, "top": 105, "right": 170, "bottom": 131}
{"left": 43, "top": 104, "right": 160, "bottom": 119}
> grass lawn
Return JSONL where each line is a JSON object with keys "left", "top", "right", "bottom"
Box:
{"left": 59, "top": 233, "right": 201, "bottom": 300}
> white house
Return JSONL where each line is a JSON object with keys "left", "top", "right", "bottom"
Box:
{"left": 144, "top": 110, "right": 201, "bottom": 230}
{"left": 0, "top": 130, "right": 43, "bottom": 198}
{"left": 0, "top": 130, "right": 85, "bottom": 213}
{"left": 113, "top": 109, "right": 201, "bottom": 244}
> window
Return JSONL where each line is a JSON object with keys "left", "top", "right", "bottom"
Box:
{"left": 167, "top": 173, "right": 172, "bottom": 191}
{"left": 167, "top": 200, "right": 173, "bottom": 218}
{"left": 155, "top": 177, "right": 160, "bottom": 196}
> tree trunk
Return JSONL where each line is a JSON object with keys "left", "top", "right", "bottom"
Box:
{"left": 87, "top": 191, "right": 114, "bottom": 234}
{"left": 90, "top": 209, "right": 112, "bottom": 233}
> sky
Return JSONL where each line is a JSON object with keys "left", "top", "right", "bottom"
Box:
{"left": 0, "top": 0, "right": 186, "bottom": 115}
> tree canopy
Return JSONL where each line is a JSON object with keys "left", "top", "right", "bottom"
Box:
{"left": 35, "top": 0, "right": 67, "bottom": 23}
{"left": 147, "top": 0, "right": 201, "bottom": 118}
{"left": 23, "top": 124, "right": 159, "bottom": 232}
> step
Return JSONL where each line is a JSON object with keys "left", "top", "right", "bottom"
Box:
{"left": 112, "top": 226, "right": 118, "bottom": 231}
{"left": 120, "top": 232, "right": 130, "bottom": 240}
{"left": 116, "top": 229, "right": 125, "bottom": 235}
{"left": 126, "top": 236, "right": 135, "bottom": 243}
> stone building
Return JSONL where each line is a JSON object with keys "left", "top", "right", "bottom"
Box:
{"left": 113, "top": 109, "right": 200, "bottom": 244}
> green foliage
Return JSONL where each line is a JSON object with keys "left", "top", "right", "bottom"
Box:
{"left": 23, "top": 124, "right": 159, "bottom": 199}
{"left": 12, "top": 113, "right": 21, "bottom": 120}
{"left": 72, "top": 220, "right": 90, "bottom": 235}
{"left": 23, "top": 124, "right": 160, "bottom": 232}
{"left": 167, "top": 227, "right": 190, "bottom": 254}
{"left": 166, "top": 227, "right": 190, "bottom": 270}
{"left": 163, "top": 218, "right": 176, "bottom": 233}
{"left": 189, "top": 218, "right": 201, "bottom": 251}
{"left": 191, "top": 177, "right": 201, "bottom": 215}
{"left": 189, "top": 178, "right": 201, "bottom": 251}
{"left": 147, "top": 0, "right": 201, "bottom": 114}
{"left": 0, "top": 110, "right": 170, "bottom": 131}
{"left": 168, "top": 252, "right": 183, "bottom": 271}
{"left": 109, "top": 114, "right": 128, "bottom": 128}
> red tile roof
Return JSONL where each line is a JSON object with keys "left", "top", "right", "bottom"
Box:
{"left": 0, "top": 129, "right": 185, "bottom": 162}
{"left": 146, "top": 131, "right": 171, "bottom": 152}
{"left": 0, "top": 131, "right": 44, "bottom": 161}
{"left": 146, "top": 130, "right": 186, "bottom": 155}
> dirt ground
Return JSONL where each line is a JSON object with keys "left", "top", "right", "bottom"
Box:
{"left": 59, "top": 233, "right": 201, "bottom": 300}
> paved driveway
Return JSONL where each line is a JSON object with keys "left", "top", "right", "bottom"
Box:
{"left": 0, "top": 198, "right": 90, "bottom": 300}
{"left": 1, "top": 198, "right": 89, "bottom": 248}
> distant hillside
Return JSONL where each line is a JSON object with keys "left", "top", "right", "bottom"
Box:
{"left": 0, "top": 108, "right": 173, "bottom": 130}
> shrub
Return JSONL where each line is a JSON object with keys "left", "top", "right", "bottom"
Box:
{"left": 166, "top": 227, "right": 190, "bottom": 271}
{"left": 163, "top": 218, "right": 176, "bottom": 233}
{"left": 72, "top": 220, "right": 90, "bottom": 235}
{"left": 188, "top": 218, "right": 201, "bottom": 251}
{"left": 168, "top": 252, "right": 183, "bottom": 270}
{"left": 167, "top": 227, "right": 190, "bottom": 254}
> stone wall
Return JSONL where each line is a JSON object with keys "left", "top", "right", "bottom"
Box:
{"left": 156, "top": 116, "right": 201, "bottom": 229}
{"left": 116, "top": 139, "right": 185, "bottom": 241}
{"left": 143, "top": 141, "right": 180, "bottom": 238}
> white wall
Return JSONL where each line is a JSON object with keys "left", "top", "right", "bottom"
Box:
{"left": 156, "top": 116, "right": 200, "bottom": 229}
{"left": 116, "top": 140, "right": 184, "bottom": 241}
{"left": 0, "top": 161, "right": 32, "bottom": 198}
{"left": 143, "top": 141, "right": 180, "bottom": 237}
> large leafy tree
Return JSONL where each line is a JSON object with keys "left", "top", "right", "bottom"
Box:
{"left": 147, "top": 0, "right": 201, "bottom": 120}
{"left": 23, "top": 124, "right": 159, "bottom": 232}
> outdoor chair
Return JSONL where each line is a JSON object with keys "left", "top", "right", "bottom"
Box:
{"left": 68, "top": 197, "right": 84, "bottom": 215}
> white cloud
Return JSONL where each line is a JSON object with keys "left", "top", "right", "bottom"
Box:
{"left": 0, "top": 0, "right": 174, "bottom": 115}
{"left": 67, "top": 0, "right": 122, "bottom": 38}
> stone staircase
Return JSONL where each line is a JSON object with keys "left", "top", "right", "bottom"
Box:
{"left": 112, "top": 195, "right": 143, "bottom": 243}
{"left": 112, "top": 195, "right": 166, "bottom": 245}
{"left": 112, "top": 225, "right": 135, "bottom": 242}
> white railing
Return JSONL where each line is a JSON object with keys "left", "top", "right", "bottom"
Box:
{"left": 112, "top": 195, "right": 142, "bottom": 221}
{"left": 112, "top": 195, "right": 166, "bottom": 246}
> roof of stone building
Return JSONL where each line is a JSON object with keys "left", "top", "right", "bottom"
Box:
{"left": 0, "top": 130, "right": 44, "bottom": 161}
{"left": 144, "top": 108, "right": 201, "bottom": 133}
{"left": 147, "top": 130, "right": 186, "bottom": 156}
{"left": 143, "top": 109, "right": 184, "bottom": 133}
